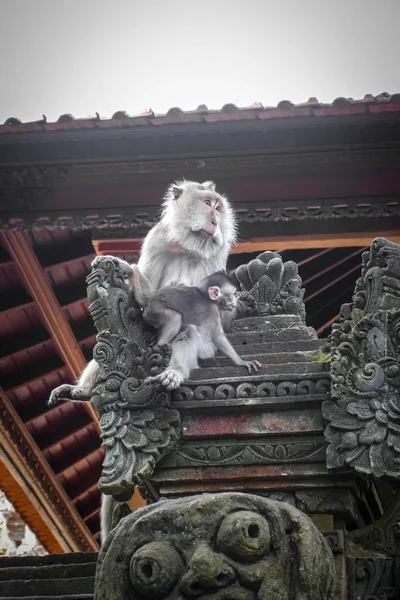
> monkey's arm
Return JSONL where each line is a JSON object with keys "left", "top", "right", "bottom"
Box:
{"left": 213, "top": 330, "right": 261, "bottom": 373}
{"left": 48, "top": 359, "right": 98, "bottom": 406}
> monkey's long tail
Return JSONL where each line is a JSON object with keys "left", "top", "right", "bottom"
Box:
{"left": 131, "top": 264, "right": 152, "bottom": 307}
{"left": 100, "top": 493, "right": 118, "bottom": 543}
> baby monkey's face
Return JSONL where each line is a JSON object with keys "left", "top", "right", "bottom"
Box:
{"left": 218, "top": 283, "right": 238, "bottom": 311}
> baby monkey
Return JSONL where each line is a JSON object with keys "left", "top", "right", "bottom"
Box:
{"left": 132, "top": 266, "right": 261, "bottom": 374}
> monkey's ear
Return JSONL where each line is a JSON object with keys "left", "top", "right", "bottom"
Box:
{"left": 208, "top": 286, "right": 221, "bottom": 301}
{"left": 202, "top": 181, "right": 216, "bottom": 191}
{"left": 170, "top": 184, "right": 184, "bottom": 200}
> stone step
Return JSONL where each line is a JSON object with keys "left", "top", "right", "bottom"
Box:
{"left": 0, "top": 597, "right": 92, "bottom": 600}
{"left": 189, "top": 361, "right": 329, "bottom": 381}
{"left": 200, "top": 349, "right": 326, "bottom": 367}
{"left": 0, "top": 554, "right": 98, "bottom": 568}
{"left": 0, "top": 562, "right": 96, "bottom": 581}
{"left": 227, "top": 326, "right": 318, "bottom": 345}
{"left": 0, "top": 554, "right": 97, "bottom": 599}
{"left": 0, "top": 577, "right": 94, "bottom": 597}
{"left": 218, "top": 338, "right": 327, "bottom": 358}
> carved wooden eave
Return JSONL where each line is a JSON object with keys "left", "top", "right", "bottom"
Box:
{"left": 1, "top": 105, "right": 400, "bottom": 246}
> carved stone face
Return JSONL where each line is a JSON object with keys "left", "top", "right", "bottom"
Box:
{"left": 95, "top": 493, "right": 335, "bottom": 600}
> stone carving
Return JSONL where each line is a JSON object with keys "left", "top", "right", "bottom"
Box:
{"left": 95, "top": 492, "right": 336, "bottom": 600}
{"left": 86, "top": 256, "right": 181, "bottom": 496}
{"left": 347, "top": 557, "right": 397, "bottom": 600}
{"left": 174, "top": 376, "right": 330, "bottom": 402}
{"left": 172, "top": 442, "right": 326, "bottom": 467}
{"left": 235, "top": 251, "right": 306, "bottom": 320}
{"left": 323, "top": 237, "right": 400, "bottom": 478}
{"left": 349, "top": 491, "right": 400, "bottom": 557}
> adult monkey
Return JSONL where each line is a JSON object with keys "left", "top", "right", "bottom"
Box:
{"left": 48, "top": 179, "right": 237, "bottom": 406}
{"left": 49, "top": 179, "right": 236, "bottom": 541}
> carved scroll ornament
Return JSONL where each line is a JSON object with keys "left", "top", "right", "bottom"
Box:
{"left": 86, "top": 256, "right": 180, "bottom": 496}
{"left": 323, "top": 237, "right": 400, "bottom": 478}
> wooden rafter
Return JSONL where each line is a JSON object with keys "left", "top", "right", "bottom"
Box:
{"left": 0, "top": 387, "right": 98, "bottom": 552}
{"left": 0, "top": 230, "right": 99, "bottom": 429}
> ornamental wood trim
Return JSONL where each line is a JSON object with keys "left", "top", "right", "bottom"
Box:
{"left": 0, "top": 387, "right": 99, "bottom": 552}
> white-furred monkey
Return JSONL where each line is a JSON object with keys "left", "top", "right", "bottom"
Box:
{"left": 48, "top": 179, "right": 237, "bottom": 407}
{"left": 132, "top": 266, "right": 261, "bottom": 374}
{"left": 47, "top": 179, "right": 237, "bottom": 542}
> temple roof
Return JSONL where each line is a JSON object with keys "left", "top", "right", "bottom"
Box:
{"left": 1, "top": 93, "right": 399, "bottom": 133}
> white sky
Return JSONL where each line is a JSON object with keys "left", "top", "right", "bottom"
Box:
{"left": 0, "top": 0, "right": 399, "bottom": 123}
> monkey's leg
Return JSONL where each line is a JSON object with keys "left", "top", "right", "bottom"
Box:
{"left": 156, "top": 311, "right": 183, "bottom": 346}
{"left": 48, "top": 359, "right": 99, "bottom": 406}
{"left": 146, "top": 328, "right": 199, "bottom": 390}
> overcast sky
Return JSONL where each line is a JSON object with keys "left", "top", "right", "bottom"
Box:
{"left": 0, "top": 0, "right": 399, "bottom": 123}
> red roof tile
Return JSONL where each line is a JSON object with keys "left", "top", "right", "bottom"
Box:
{"left": 1, "top": 93, "right": 399, "bottom": 134}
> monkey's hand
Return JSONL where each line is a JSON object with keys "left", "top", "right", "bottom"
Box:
{"left": 145, "top": 369, "right": 182, "bottom": 390}
{"left": 241, "top": 360, "right": 262, "bottom": 374}
{"left": 48, "top": 384, "right": 90, "bottom": 407}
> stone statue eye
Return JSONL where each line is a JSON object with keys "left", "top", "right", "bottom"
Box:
{"left": 217, "top": 511, "right": 271, "bottom": 562}
{"left": 130, "top": 541, "right": 183, "bottom": 599}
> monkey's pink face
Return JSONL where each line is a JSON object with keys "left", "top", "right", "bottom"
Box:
{"left": 198, "top": 195, "right": 223, "bottom": 238}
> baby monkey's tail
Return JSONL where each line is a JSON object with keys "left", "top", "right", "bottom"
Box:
{"left": 131, "top": 264, "right": 153, "bottom": 308}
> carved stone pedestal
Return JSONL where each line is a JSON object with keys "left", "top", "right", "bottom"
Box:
{"left": 90, "top": 243, "right": 400, "bottom": 600}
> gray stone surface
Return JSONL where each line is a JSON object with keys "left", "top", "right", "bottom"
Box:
{"left": 95, "top": 492, "right": 335, "bottom": 600}
{"left": 0, "top": 552, "right": 97, "bottom": 599}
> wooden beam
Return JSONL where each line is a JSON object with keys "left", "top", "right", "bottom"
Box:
{"left": 93, "top": 230, "right": 400, "bottom": 257}
{"left": 233, "top": 231, "right": 400, "bottom": 253}
{"left": 0, "top": 230, "right": 99, "bottom": 428}
{"left": 0, "top": 387, "right": 99, "bottom": 552}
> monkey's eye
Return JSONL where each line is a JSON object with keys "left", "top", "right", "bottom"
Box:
{"left": 204, "top": 198, "right": 212, "bottom": 206}
{"left": 130, "top": 541, "right": 183, "bottom": 599}
{"left": 217, "top": 511, "right": 270, "bottom": 563}
{"left": 215, "top": 204, "right": 222, "bottom": 212}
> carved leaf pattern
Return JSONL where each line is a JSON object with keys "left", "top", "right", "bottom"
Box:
{"left": 324, "top": 238, "right": 400, "bottom": 479}
{"left": 235, "top": 251, "right": 306, "bottom": 320}
{"left": 176, "top": 443, "right": 325, "bottom": 466}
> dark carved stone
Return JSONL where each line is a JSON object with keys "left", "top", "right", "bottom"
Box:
{"left": 347, "top": 494, "right": 400, "bottom": 600}
{"left": 172, "top": 441, "right": 327, "bottom": 467}
{"left": 323, "top": 237, "right": 400, "bottom": 478}
{"left": 349, "top": 492, "right": 400, "bottom": 557}
{"left": 95, "top": 493, "right": 336, "bottom": 600}
{"left": 347, "top": 557, "right": 397, "bottom": 600}
{"left": 86, "top": 256, "right": 181, "bottom": 495}
{"left": 174, "top": 376, "right": 330, "bottom": 402}
{"left": 236, "top": 251, "right": 306, "bottom": 321}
